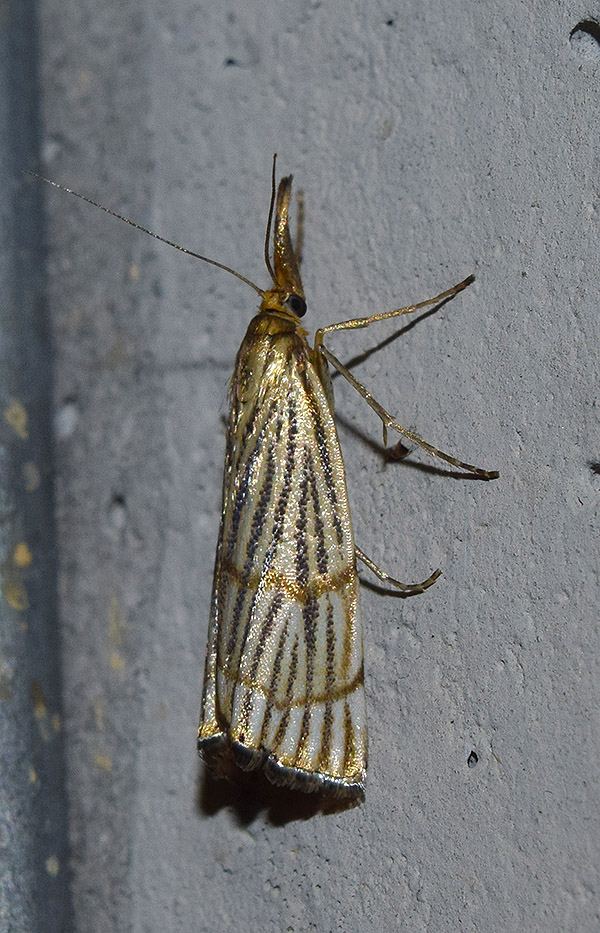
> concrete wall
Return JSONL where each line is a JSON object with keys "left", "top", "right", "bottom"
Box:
{"left": 13, "top": 0, "right": 599, "bottom": 929}
{"left": 1, "top": 3, "right": 71, "bottom": 929}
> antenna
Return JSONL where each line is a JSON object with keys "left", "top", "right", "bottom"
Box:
{"left": 27, "top": 172, "right": 265, "bottom": 296}
{"left": 263, "top": 153, "right": 278, "bottom": 283}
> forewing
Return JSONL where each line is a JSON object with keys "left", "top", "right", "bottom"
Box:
{"left": 198, "top": 323, "right": 366, "bottom": 798}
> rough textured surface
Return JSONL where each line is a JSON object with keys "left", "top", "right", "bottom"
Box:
{"left": 34, "top": 0, "right": 599, "bottom": 930}
{"left": 0, "top": 3, "right": 71, "bottom": 929}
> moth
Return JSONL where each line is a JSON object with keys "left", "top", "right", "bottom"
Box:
{"left": 33, "top": 159, "right": 497, "bottom": 802}
{"left": 195, "top": 160, "right": 498, "bottom": 801}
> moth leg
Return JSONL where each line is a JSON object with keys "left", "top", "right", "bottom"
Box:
{"left": 314, "top": 275, "right": 475, "bottom": 347}
{"left": 319, "top": 344, "right": 499, "bottom": 479}
{"left": 356, "top": 545, "right": 440, "bottom": 595}
{"left": 294, "top": 190, "right": 304, "bottom": 266}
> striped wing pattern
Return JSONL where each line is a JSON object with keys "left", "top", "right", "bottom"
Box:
{"left": 198, "top": 316, "right": 366, "bottom": 799}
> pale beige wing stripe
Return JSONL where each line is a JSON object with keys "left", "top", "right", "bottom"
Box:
{"left": 198, "top": 327, "right": 366, "bottom": 797}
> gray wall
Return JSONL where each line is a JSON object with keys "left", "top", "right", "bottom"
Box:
{"left": 11, "top": 0, "right": 600, "bottom": 929}
{"left": 1, "top": 3, "right": 71, "bottom": 929}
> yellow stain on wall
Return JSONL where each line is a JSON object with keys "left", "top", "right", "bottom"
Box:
{"left": 30, "top": 680, "right": 47, "bottom": 719}
{"left": 30, "top": 681, "right": 54, "bottom": 741}
{"left": 39, "top": 722, "right": 51, "bottom": 742}
{"left": 108, "top": 596, "right": 124, "bottom": 646}
{"left": 94, "top": 751, "right": 113, "bottom": 772}
{"left": 45, "top": 856, "right": 60, "bottom": 877}
{"left": 4, "top": 400, "right": 29, "bottom": 439}
{"left": 110, "top": 651, "right": 125, "bottom": 671}
{"left": 23, "top": 461, "right": 41, "bottom": 492}
{"left": 13, "top": 542, "right": 32, "bottom": 568}
{"left": 2, "top": 582, "right": 29, "bottom": 610}
{"left": 2, "top": 540, "right": 32, "bottom": 610}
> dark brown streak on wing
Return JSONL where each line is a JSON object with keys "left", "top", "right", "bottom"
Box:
{"left": 297, "top": 595, "right": 319, "bottom": 763}
{"left": 231, "top": 393, "right": 299, "bottom": 691}
{"left": 224, "top": 400, "right": 277, "bottom": 564}
{"left": 294, "top": 443, "right": 310, "bottom": 590}
{"left": 293, "top": 444, "right": 316, "bottom": 763}
{"left": 225, "top": 440, "right": 277, "bottom": 666}
{"left": 222, "top": 392, "right": 299, "bottom": 679}
{"left": 237, "top": 591, "right": 284, "bottom": 741}
{"left": 247, "top": 592, "right": 284, "bottom": 685}
{"left": 258, "top": 613, "right": 291, "bottom": 747}
{"left": 271, "top": 632, "right": 300, "bottom": 753}
{"left": 317, "top": 600, "right": 337, "bottom": 772}
{"left": 307, "top": 447, "right": 329, "bottom": 576}
{"left": 262, "top": 394, "right": 298, "bottom": 570}
{"left": 302, "top": 370, "right": 344, "bottom": 545}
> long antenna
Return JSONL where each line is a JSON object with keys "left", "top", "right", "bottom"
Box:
{"left": 27, "top": 172, "right": 265, "bottom": 297}
{"left": 263, "top": 153, "right": 278, "bottom": 283}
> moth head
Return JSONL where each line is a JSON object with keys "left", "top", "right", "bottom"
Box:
{"left": 260, "top": 169, "right": 307, "bottom": 321}
{"left": 260, "top": 286, "right": 307, "bottom": 319}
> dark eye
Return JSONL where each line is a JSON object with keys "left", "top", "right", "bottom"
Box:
{"left": 286, "top": 294, "right": 307, "bottom": 317}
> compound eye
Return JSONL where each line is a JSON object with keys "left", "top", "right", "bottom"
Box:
{"left": 286, "top": 293, "right": 307, "bottom": 317}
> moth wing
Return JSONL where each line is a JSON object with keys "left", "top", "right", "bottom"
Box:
{"left": 198, "top": 325, "right": 366, "bottom": 799}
